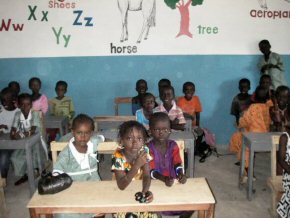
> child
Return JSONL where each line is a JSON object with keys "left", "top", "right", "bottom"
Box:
{"left": 29, "top": 77, "right": 48, "bottom": 114}
{"left": 230, "top": 78, "right": 252, "bottom": 126}
{"left": 177, "top": 81, "right": 203, "bottom": 127}
{"left": 277, "top": 105, "right": 290, "bottom": 218}
{"left": 112, "top": 121, "right": 154, "bottom": 218}
{"left": 252, "top": 75, "right": 274, "bottom": 107}
{"left": 258, "top": 39, "right": 287, "bottom": 90}
{"left": 132, "top": 79, "right": 148, "bottom": 115}
{"left": 148, "top": 112, "right": 191, "bottom": 218}
{"left": 52, "top": 114, "right": 104, "bottom": 218}
{"left": 135, "top": 92, "right": 155, "bottom": 130}
{"left": 229, "top": 86, "right": 271, "bottom": 177}
{"left": 0, "top": 88, "right": 19, "bottom": 181}
{"left": 10, "top": 93, "right": 42, "bottom": 185}
{"left": 154, "top": 85, "right": 186, "bottom": 131}
{"left": 155, "top": 78, "right": 171, "bottom": 105}
{"left": 270, "top": 86, "right": 290, "bottom": 132}
{"left": 8, "top": 81, "right": 20, "bottom": 96}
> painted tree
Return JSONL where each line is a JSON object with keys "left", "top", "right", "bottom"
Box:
{"left": 164, "top": 0, "right": 204, "bottom": 38}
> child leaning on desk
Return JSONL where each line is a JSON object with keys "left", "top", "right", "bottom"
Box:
{"left": 112, "top": 121, "right": 158, "bottom": 218}
{"left": 147, "top": 112, "right": 192, "bottom": 218}
{"left": 52, "top": 114, "right": 105, "bottom": 218}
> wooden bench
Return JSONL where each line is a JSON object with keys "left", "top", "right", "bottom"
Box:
{"left": 0, "top": 175, "right": 8, "bottom": 218}
{"left": 267, "top": 135, "right": 284, "bottom": 218}
{"left": 94, "top": 116, "right": 135, "bottom": 131}
{"left": 114, "top": 97, "right": 132, "bottom": 115}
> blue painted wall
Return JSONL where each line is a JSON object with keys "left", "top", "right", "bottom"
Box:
{"left": 1, "top": 55, "right": 289, "bottom": 146}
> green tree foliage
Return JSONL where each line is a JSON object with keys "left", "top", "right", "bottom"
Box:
{"left": 164, "top": 0, "right": 204, "bottom": 9}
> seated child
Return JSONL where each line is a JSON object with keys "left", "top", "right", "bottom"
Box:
{"left": 155, "top": 78, "right": 171, "bottom": 105}
{"left": 29, "top": 77, "right": 48, "bottom": 114}
{"left": 251, "top": 75, "right": 274, "bottom": 107}
{"left": 154, "top": 85, "right": 186, "bottom": 131}
{"left": 8, "top": 81, "right": 20, "bottom": 96}
{"left": 230, "top": 78, "right": 252, "bottom": 125}
{"left": 135, "top": 92, "right": 155, "bottom": 130}
{"left": 277, "top": 106, "right": 290, "bottom": 218}
{"left": 10, "top": 93, "right": 42, "bottom": 186}
{"left": 270, "top": 85, "right": 289, "bottom": 132}
{"left": 148, "top": 112, "right": 191, "bottom": 218}
{"left": 48, "top": 81, "right": 75, "bottom": 142}
{"left": 112, "top": 121, "right": 155, "bottom": 218}
{"left": 0, "top": 88, "right": 19, "bottom": 181}
{"left": 53, "top": 114, "right": 105, "bottom": 218}
{"left": 132, "top": 79, "right": 148, "bottom": 115}
{"left": 177, "top": 81, "right": 202, "bottom": 127}
{"left": 229, "top": 86, "right": 271, "bottom": 178}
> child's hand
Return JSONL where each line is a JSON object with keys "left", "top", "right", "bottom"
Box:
{"left": 144, "top": 191, "right": 153, "bottom": 203}
{"left": 165, "top": 176, "right": 174, "bottom": 187}
{"left": 178, "top": 174, "right": 187, "bottom": 184}
{"left": 135, "top": 151, "right": 148, "bottom": 168}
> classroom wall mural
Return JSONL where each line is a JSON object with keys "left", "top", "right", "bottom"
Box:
{"left": 1, "top": 0, "right": 290, "bottom": 58}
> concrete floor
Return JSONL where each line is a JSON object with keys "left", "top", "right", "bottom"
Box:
{"left": 1, "top": 150, "right": 273, "bottom": 218}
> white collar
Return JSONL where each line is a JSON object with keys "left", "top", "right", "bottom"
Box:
{"left": 160, "top": 100, "right": 177, "bottom": 111}
{"left": 19, "top": 110, "right": 32, "bottom": 130}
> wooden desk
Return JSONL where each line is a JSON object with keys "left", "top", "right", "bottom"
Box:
{"left": 27, "top": 178, "right": 215, "bottom": 218}
{"left": 94, "top": 116, "right": 135, "bottom": 131}
{"left": 239, "top": 132, "right": 282, "bottom": 200}
{"left": 0, "top": 133, "right": 42, "bottom": 196}
{"left": 44, "top": 115, "right": 69, "bottom": 136}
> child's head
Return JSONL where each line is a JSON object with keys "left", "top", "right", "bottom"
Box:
{"left": 149, "top": 112, "right": 171, "bottom": 141}
{"left": 275, "top": 85, "right": 289, "bottom": 109}
{"left": 29, "top": 77, "right": 42, "bottom": 94}
{"left": 259, "top": 75, "right": 272, "bottom": 90}
{"left": 8, "top": 81, "right": 20, "bottom": 95}
{"left": 72, "top": 114, "right": 94, "bottom": 147}
{"left": 118, "top": 121, "right": 147, "bottom": 152}
{"left": 254, "top": 86, "right": 268, "bottom": 103}
{"left": 259, "top": 39, "right": 271, "bottom": 55}
{"left": 160, "top": 85, "right": 175, "bottom": 104}
{"left": 135, "top": 79, "right": 148, "bottom": 96}
{"left": 141, "top": 93, "right": 155, "bottom": 112}
{"left": 158, "top": 78, "right": 171, "bottom": 95}
{"left": 18, "top": 93, "right": 33, "bottom": 116}
{"left": 239, "top": 78, "right": 251, "bottom": 94}
{"left": 0, "top": 87, "right": 17, "bottom": 110}
{"left": 183, "top": 82, "right": 195, "bottom": 100}
{"left": 55, "top": 80, "right": 68, "bottom": 98}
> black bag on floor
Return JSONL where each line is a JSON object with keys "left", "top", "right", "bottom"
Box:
{"left": 38, "top": 170, "right": 73, "bottom": 195}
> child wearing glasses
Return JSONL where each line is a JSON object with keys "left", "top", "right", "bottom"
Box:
{"left": 148, "top": 112, "right": 191, "bottom": 218}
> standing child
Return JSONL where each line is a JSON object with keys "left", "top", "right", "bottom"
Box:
{"left": 177, "top": 81, "right": 203, "bottom": 127}
{"left": 277, "top": 104, "right": 290, "bottom": 218}
{"left": 132, "top": 79, "right": 148, "bottom": 115}
{"left": 10, "top": 93, "right": 42, "bottom": 185}
{"left": 136, "top": 92, "right": 155, "bottom": 130}
{"left": 154, "top": 85, "right": 186, "bottom": 131}
{"left": 53, "top": 114, "right": 105, "bottom": 218}
{"left": 258, "top": 39, "right": 287, "bottom": 90}
{"left": 148, "top": 112, "right": 191, "bottom": 218}
{"left": 230, "top": 78, "right": 252, "bottom": 126}
{"left": 112, "top": 121, "right": 155, "bottom": 218}
{"left": 0, "top": 88, "right": 19, "bottom": 181}
{"left": 29, "top": 77, "right": 48, "bottom": 114}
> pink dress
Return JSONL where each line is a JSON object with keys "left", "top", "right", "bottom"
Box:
{"left": 32, "top": 94, "right": 48, "bottom": 114}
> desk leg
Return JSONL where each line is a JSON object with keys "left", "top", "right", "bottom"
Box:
{"left": 29, "top": 209, "right": 40, "bottom": 218}
{"left": 239, "top": 138, "right": 246, "bottom": 190}
{"left": 59, "top": 124, "right": 64, "bottom": 136}
{"left": 36, "top": 140, "right": 43, "bottom": 173}
{"left": 186, "top": 139, "right": 194, "bottom": 178}
{"left": 26, "top": 145, "right": 35, "bottom": 196}
{"left": 206, "top": 204, "right": 215, "bottom": 218}
{"left": 247, "top": 148, "right": 254, "bottom": 201}
{"left": 198, "top": 210, "right": 205, "bottom": 218}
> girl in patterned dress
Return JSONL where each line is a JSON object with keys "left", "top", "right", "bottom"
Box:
{"left": 277, "top": 104, "right": 290, "bottom": 218}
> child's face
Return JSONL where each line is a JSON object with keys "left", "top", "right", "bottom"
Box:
{"left": 161, "top": 88, "right": 174, "bottom": 105}
{"left": 277, "top": 90, "right": 289, "bottom": 109}
{"left": 10, "top": 84, "right": 20, "bottom": 94}
{"left": 239, "top": 83, "right": 250, "bottom": 94}
{"left": 150, "top": 120, "right": 171, "bottom": 142}
{"left": 158, "top": 81, "right": 170, "bottom": 94}
{"left": 259, "top": 43, "right": 271, "bottom": 55}
{"left": 19, "top": 98, "right": 32, "bottom": 116}
{"left": 260, "top": 78, "right": 271, "bottom": 90}
{"left": 121, "top": 127, "right": 144, "bottom": 154}
{"left": 142, "top": 96, "right": 155, "bottom": 112}
{"left": 72, "top": 123, "right": 93, "bottom": 147}
{"left": 56, "top": 85, "right": 67, "bottom": 98}
{"left": 1, "top": 94, "right": 14, "bottom": 110}
{"left": 184, "top": 85, "right": 195, "bottom": 100}
{"left": 136, "top": 82, "right": 147, "bottom": 95}
{"left": 30, "top": 80, "right": 41, "bottom": 93}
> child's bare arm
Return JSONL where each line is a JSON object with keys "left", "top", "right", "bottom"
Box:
{"left": 278, "top": 134, "right": 290, "bottom": 174}
{"left": 170, "top": 119, "right": 185, "bottom": 131}
{"left": 151, "top": 170, "right": 174, "bottom": 187}
{"left": 141, "top": 163, "right": 151, "bottom": 193}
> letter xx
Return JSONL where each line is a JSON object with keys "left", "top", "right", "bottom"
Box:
{"left": 28, "top": 5, "right": 48, "bottom": 22}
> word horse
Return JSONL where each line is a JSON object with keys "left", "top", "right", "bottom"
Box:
{"left": 117, "top": 0, "right": 156, "bottom": 43}
{"left": 257, "top": 0, "right": 290, "bottom": 9}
